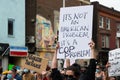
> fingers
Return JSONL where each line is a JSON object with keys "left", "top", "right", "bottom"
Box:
{"left": 56, "top": 42, "right": 60, "bottom": 50}
{"left": 88, "top": 40, "right": 95, "bottom": 49}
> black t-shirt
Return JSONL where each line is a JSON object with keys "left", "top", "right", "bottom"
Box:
{"left": 79, "top": 59, "right": 96, "bottom": 80}
{"left": 51, "top": 68, "right": 63, "bottom": 80}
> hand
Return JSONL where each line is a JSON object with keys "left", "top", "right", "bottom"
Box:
{"left": 41, "top": 71, "right": 47, "bottom": 76}
{"left": 56, "top": 42, "right": 60, "bottom": 50}
{"left": 106, "top": 62, "right": 111, "bottom": 68}
{"left": 88, "top": 40, "right": 95, "bottom": 50}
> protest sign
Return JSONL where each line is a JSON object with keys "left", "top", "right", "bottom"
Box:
{"left": 108, "top": 48, "right": 120, "bottom": 76}
{"left": 22, "top": 54, "right": 48, "bottom": 73}
{"left": 58, "top": 5, "right": 93, "bottom": 59}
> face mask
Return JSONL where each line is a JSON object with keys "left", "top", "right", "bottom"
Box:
{"left": 7, "top": 74, "right": 13, "bottom": 79}
{"left": 23, "top": 69, "right": 29, "bottom": 73}
{"left": 96, "top": 69, "right": 100, "bottom": 73}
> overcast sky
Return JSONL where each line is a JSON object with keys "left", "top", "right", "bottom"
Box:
{"left": 90, "top": 0, "right": 120, "bottom": 11}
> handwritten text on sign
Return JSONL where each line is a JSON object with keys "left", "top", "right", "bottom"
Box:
{"left": 108, "top": 48, "right": 120, "bottom": 76}
{"left": 58, "top": 5, "right": 93, "bottom": 59}
{"left": 22, "top": 54, "right": 48, "bottom": 73}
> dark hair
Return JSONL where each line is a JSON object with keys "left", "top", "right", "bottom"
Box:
{"left": 67, "top": 65, "right": 81, "bottom": 79}
{"left": 71, "top": 63, "right": 81, "bottom": 71}
{"left": 12, "top": 68, "right": 17, "bottom": 72}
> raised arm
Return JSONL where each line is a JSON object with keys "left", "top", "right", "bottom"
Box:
{"left": 84, "top": 40, "right": 97, "bottom": 80}
{"left": 89, "top": 40, "right": 97, "bottom": 59}
{"left": 51, "top": 43, "right": 59, "bottom": 69}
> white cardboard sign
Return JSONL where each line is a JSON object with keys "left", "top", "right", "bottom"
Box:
{"left": 58, "top": 5, "right": 93, "bottom": 59}
{"left": 108, "top": 48, "right": 120, "bottom": 76}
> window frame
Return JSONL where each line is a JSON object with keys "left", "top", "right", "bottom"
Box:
{"left": 99, "top": 16, "right": 104, "bottom": 28}
{"left": 106, "top": 18, "right": 110, "bottom": 30}
{"left": 101, "top": 35, "right": 110, "bottom": 48}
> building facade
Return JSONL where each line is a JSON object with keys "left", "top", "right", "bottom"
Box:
{"left": 0, "top": 0, "right": 25, "bottom": 71}
{"left": 26, "top": 0, "right": 90, "bottom": 67}
{"left": 92, "top": 2, "right": 120, "bottom": 65}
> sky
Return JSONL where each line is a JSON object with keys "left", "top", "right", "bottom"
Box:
{"left": 90, "top": 0, "right": 120, "bottom": 11}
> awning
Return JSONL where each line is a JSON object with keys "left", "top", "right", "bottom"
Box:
{"left": 10, "top": 46, "right": 28, "bottom": 57}
{"left": 0, "top": 43, "right": 9, "bottom": 56}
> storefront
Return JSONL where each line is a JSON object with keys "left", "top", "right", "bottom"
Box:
{"left": 9, "top": 46, "right": 28, "bottom": 67}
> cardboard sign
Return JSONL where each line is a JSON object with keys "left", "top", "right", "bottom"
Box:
{"left": 108, "top": 48, "right": 120, "bottom": 76}
{"left": 58, "top": 5, "right": 93, "bottom": 59}
{"left": 22, "top": 54, "right": 48, "bottom": 73}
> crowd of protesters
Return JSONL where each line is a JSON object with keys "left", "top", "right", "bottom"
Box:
{"left": 0, "top": 40, "right": 120, "bottom": 80}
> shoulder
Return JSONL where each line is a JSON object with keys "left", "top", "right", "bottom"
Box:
{"left": 15, "top": 74, "right": 22, "bottom": 80}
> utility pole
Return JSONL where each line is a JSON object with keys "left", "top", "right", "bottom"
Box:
{"left": 63, "top": 0, "right": 65, "bottom": 7}
{"left": 78, "top": 0, "right": 90, "bottom": 4}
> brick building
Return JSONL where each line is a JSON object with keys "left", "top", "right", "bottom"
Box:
{"left": 26, "top": 0, "right": 120, "bottom": 65}
{"left": 92, "top": 2, "right": 120, "bottom": 65}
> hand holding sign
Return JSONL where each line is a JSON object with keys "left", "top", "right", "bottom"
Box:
{"left": 88, "top": 40, "right": 95, "bottom": 50}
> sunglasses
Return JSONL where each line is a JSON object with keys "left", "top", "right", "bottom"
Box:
{"left": 63, "top": 74, "right": 74, "bottom": 78}
{"left": 96, "top": 68, "right": 100, "bottom": 69}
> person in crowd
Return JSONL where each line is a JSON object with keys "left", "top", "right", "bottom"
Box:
{"left": 11, "top": 68, "right": 22, "bottom": 80}
{"left": 95, "top": 65, "right": 106, "bottom": 80}
{"left": 33, "top": 72, "right": 43, "bottom": 80}
{"left": 2, "top": 70, "right": 8, "bottom": 80}
{"left": 45, "top": 71, "right": 52, "bottom": 80}
{"left": 6, "top": 70, "right": 16, "bottom": 80}
{"left": 51, "top": 40, "right": 97, "bottom": 80}
{"left": 104, "top": 62, "right": 118, "bottom": 80}
{"left": 109, "top": 76, "right": 116, "bottom": 80}
{"left": 22, "top": 68, "right": 34, "bottom": 80}
{"left": 0, "top": 66, "right": 2, "bottom": 80}
{"left": 37, "top": 73, "right": 43, "bottom": 80}
{"left": 78, "top": 41, "right": 97, "bottom": 80}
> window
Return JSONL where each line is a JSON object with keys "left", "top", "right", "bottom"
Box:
{"left": 106, "top": 35, "right": 109, "bottom": 48}
{"left": 102, "top": 35, "right": 105, "bottom": 47}
{"left": 117, "top": 24, "right": 120, "bottom": 32}
{"left": 116, "top": 38, "right": 119, "bottom": 48}
{"left": 106, "top": 18, "right": 110, "bottom": 30}
{"left": 101, "top": 35, "right": 110, "bottom": 48}
{"left": 99, "top": 16, "right": 104, "bottom": 28}
{"left": 8, "top": 19, "right": 15, "bottom": 37}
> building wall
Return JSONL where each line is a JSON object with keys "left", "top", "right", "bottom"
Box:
{"left": 97, "top": 7, "right": 120, "bottom": 50}
{"left": 92, "top": 2, "right": 120, "bottom": 65}
{"left": 0, "top": 0, "right": 25, "bottom": 71}
{"left": 26, "top": 0, "right": 36, "bottom": 36}
{"left": 97, "top": 12, "right": 117, "bottom": 49}
{"left": 0, "top": 0, "right": 25, "bottom": 46}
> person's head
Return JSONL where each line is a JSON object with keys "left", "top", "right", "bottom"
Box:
{"left": 81, "top": 66, "right": 87, "bottom": 73}
{"left": 96, "top": 65, "right": 102, "bottom": 73}
{"left": 7, "top": 70, "right": 13, "bottom": 79}
{"left": 23, "top": 68, "right": 30, "bottom": 74}
{"left": 109, "top": 76, "right": 116, "bottom": 80}
{"left": 71, "top": 63, "right": 81, "bottom": 71}
{"left": 12, "top": 68, "right": 17, "bottom": 73}
{"left": 65, "top": 65, "right": 80, "bottom": 80}
{"left": 46, "top": 71, "right": 52, "bottom": 80}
